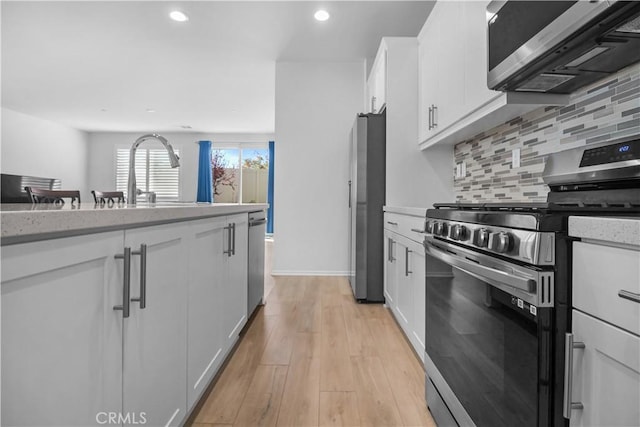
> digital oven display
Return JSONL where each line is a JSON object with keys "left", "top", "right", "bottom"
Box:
{"left": 579, "top": 140, "right": 639, "bottom": 167}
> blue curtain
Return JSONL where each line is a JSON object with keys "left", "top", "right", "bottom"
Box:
{"left": 196, "top": 140, "right": 213, "bottom": 203}
{"left": 267, "top": 141, "right": 275, "bottom": 234}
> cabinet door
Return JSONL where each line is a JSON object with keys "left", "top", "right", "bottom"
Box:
{"left": 395, "top": 238, "right": 414, "bottom": 335}
{"left": 569, "top": 310, "right": 640, "bottom": 426}
{"left": 418, "top": 5, "right": 440, "bottom": 142}
{"left": 187, "top": 218, "right": 226, "bottom": 409}
{"left": 384, "top": 230, "right": 398, "bottom": 307}
{"left": 410, "top": 241, "right": 426, "bottom": 363}
{"left": 123, "top": 223, "right": 188, "bottom": 427}
{"left": 368, "top": 51, "right": 387, "bottom": 113}
{"left": 374, "top": 49, "right": 387, "bottom": 112}
{"left": 366, "top": 74, "right": 376, "bottom": 113}
{"left": 1, "top": 232, "right": 124, "bottom": 426}
{"left": 221, "top": 214, "right": 249, "bottom": 351}
{"left": 463, "top": 0, "right": 500, "bottom": 113}
{"left": 434, "top": 1, "right": 465, "bottom": 132}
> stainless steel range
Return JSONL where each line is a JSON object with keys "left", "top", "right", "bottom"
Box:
{"left": 423, "top": 136, "right": 639, "bottom": 427}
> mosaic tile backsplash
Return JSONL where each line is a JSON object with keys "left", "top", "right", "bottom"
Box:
{"left": 453, "top": 63, "right": 640, "bottom": 202}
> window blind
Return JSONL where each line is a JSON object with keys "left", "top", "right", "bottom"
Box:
{"left": 116, "top": 148, "right": 180, "bottom": 200}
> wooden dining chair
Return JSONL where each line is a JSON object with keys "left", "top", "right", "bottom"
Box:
{"left": 92, "top": 190, "right": 125, "bottom": 205}
{"left": 25, "top": 187, "right": 81, "bottom": 205}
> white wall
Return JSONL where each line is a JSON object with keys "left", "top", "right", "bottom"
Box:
{"left": 1, "top": 107, "right": 90, "bottom": 199}
{"left": 274, "top": 61, "right": 364, "bottom": 275}
{"left": 87, "top": 132, "right": 274, "bottom": 202}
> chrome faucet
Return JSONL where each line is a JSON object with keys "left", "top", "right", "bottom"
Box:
{"left": 127, "top": 134, "right": 180, "bottom": 204}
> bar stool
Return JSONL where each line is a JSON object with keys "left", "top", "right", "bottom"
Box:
{"left": 25, "top": 187, "right": 81, "bottom": 205}
{"left": 92, "top": 190, "right": 125, "bottom": 206}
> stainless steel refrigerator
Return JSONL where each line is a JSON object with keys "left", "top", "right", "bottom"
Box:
{"left": 348, "top": 112, "right": 385, "bottom": 302}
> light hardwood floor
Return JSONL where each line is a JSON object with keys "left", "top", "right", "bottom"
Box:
{"left": 190, "top": 242, "right": 435, "bottom": 427}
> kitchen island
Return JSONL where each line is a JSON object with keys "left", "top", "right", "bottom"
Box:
{"left": 1, "top": 202, "right": 267, "bottom": 245}
{"left": 1, "top": 202, "right": 267, "bottom": 427}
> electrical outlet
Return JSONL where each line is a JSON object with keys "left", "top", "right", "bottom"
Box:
{"left": 455, "top": 162, "right": 466, "bottom": 179}
{"left": 512, "top": 148, "right": 521, "bottom": 168}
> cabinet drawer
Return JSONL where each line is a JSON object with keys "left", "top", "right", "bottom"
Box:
{"left": 573, "top": 241, "right": 640, "bottom": 335}
{"left": 384, "top": 213, "right": 427, "bottom": 243}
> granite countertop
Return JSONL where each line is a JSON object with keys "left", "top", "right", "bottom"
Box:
{"left": 383, "top": 206, "right": 429, "bottom": 217}
{"left": 569, "top": 216, "right": 640, "bottom": 247}
{"left": 1, "top": 202, "right": 268, "bottom": 245}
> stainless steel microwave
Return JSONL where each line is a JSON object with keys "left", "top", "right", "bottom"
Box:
{"left": 487, "top": 1, "right": 640, "bottom": 93}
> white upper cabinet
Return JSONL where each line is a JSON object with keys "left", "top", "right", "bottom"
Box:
{"left": 418, "top": 0, "right": 568, "bottom": 149}
{"left": 367, "top": 47, "right": 387, "bottom": 113}
{"left": 463, "top": 0, "right": 502, "bottom": 111}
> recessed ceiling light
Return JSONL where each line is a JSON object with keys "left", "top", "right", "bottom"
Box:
{"left": 146, "top": 108, "right": 156, "bottom": 113}
{"left": 314, "top": 10, "right": 330, "bottom": 22}
{"left": 169, "top": 10, "right": 189, "bottom": 22}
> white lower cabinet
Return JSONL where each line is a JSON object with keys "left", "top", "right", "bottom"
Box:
{"left": 383, "top": 211, "right": 427, "bottom": 364}
{"left": 220, "top": 213, "right": 248, "bottom": 351}
{"left": 569, "top": 310, "right": 640, "bottom": 426}
{"left": 568, "top": 236, "right": 640, "bottom": 426}
{"left": 1, "top": 213, "right": 250, "bottom": 426}
{"left": 187, "top": 218, "right": 226, "bottom": 409}
{"left": 395, "top": 238, "right": 413, "bottom": 331}
{"left": 1, "top": 232, "right": 124, "bottom": 427}
{"left": 123, "top": 222, "right": 189, "bottom": 427}
{"left": 384, "top": 229, "right": 398, "bottom": 308}
{"left": 409, "top": 239, "right": 426, "bottom": 360}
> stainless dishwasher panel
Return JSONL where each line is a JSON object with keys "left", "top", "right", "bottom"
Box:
{"left": 248, "top": 210, "right": 266, "bottom": 316}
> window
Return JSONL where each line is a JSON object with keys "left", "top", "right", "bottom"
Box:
{"left": 212, "top": 145, "right": 268, "bottom": 204}
{"left": 116, "top": 147, "right": 181, "bottom": 200}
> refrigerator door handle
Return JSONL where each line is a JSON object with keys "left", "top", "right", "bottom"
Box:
{"left": 348, "top": 180, "right": 352, "bottom": 208}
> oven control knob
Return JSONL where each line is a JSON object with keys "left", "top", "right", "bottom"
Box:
{"left": 475, "top": 228, "right": 490, "bottom": 247}
{"left": 451, "top": 225, "right": 467, "bottom": 241}
{"left": 490, "top": 232, "right": 513, "bottom": 253}
{"left": 425, "top": 221, "right": 434, "bottom": 234}
{"left": 433, "top": 222, "right": 443, "bottom": 236}
{"left": 434, "top": 222, "right": 448, "bottom": 237}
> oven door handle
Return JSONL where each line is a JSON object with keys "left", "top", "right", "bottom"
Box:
{"left": 425, "top": 241, "right": 536, "bottom": 293}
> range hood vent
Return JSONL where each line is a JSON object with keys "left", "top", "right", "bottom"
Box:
{"left": 487, "top": 1, "right": 640, "bottom": 94}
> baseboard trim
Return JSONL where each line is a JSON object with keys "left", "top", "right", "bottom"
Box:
{"left": 271, "top": 270, "right": 349, "bottom": 277}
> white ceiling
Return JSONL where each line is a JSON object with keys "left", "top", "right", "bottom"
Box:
{"left": 1, "top": 1, "right": 433, "bottom": 134}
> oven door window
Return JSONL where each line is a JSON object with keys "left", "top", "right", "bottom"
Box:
{"left": 426, "top": 268, "right": 551, "bottom": 426}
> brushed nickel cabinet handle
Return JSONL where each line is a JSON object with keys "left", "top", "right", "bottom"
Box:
{"left": 388, "top": 238, "right": 396, "bottom": 262}
{"left": 223, "top": 224, "right": 233, "bottom": 256}
{"left": 114, "top": 247, "right": 132, "bottom": 318}
{"left": 563, "top": 333, "right": 585, "bottom": 419}
{"left": 387, "top": 221, "right": 398, "bottom": 226}
{"left": 619, "top": 290, "right": 640, "bottom": 304}
{"left": 432, "top": 105, "right": 438, "bottom": 128}
{"left": 130, "top": 244, "right": 147, "bottom": 309}
{"left": 405, "top": 248, "right": 413, "bottom": 276}
{"left": 231, "top": 223, "right": 236, "bottom": 256}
